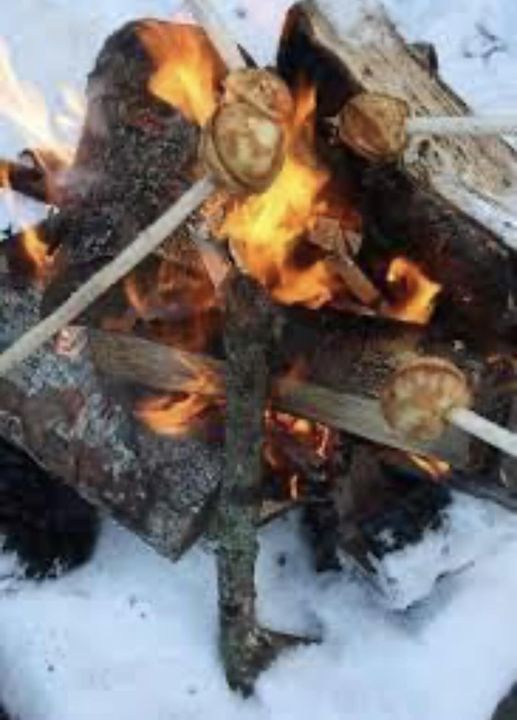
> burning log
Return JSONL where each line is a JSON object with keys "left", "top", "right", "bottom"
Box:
{"left": 0, "top": 278, "right": 222, "bottom": 561}
{"left": 88, "top": 327, "right": 468, "bottom": 464}
{"left": 278, "top": 0, "right": 516, "bottom": 335}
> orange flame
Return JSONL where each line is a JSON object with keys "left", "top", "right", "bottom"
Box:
{"left": 0, "top": 162, "right": 50, "bottom": 280}
{"left": 135, "top": 393, "right": 213, "bottom": 436}
{"left": 219, "top": 85, "right": 337, "bottom": 308}
{"left": 20, "top": 224, "right": 49, "bottom": 279}
{"left": 0, "top": 39, "right": 83, "bottom": 166}
{"left": 123, "top": 255, "right": 217, "bottom": 352}
{"left": 409, "top": 454, "right": 451, "bottom": 480}
{"left": 138, "top": 22, "right": 225, "bottom": 126}
{"left": 386, "top": 257, "right": 441, "bottom": 324}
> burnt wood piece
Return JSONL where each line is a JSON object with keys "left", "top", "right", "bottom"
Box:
{"left": 39, "top": 20, "right": 224, "bottom": 319}
{"left": 0, "top": 278, "right": 222, "bottom": 562}
{"left": 278, "top": 1, "right": 515, "bottom": 341}
{"left": 335, "top": 445, "right": 451, "bottom": 578}
{"left": 218, "top": 272, "right": 303, "bottom": 694}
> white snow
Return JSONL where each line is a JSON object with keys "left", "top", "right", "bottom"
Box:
{"left": 0, "top": 1, "right": 517, "bottom": 719}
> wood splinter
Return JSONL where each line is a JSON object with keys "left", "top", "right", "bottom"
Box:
{"left": 381, "top": 356, "right": 517, "bottom": 458}
{"left": 0, "top": 2, "right": 294, "bottom": 377}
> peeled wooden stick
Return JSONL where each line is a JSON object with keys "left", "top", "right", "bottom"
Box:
{"left": 381, "top": 356, "right": 517, "bottom": 459}
{"left": 451, "top": 408, "right": 517, "bottom": 458}
{"left": 407, "top": 114, "right": 517, "bottom": 137}
{"left": 0, "top": 176, "right": 215, "bottom": 375}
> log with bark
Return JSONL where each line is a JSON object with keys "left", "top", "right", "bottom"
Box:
{"left": 0, "top": 278, "right": 222, "bottom": 561}
{"left": 278, "top": 0, "right": 516, "bottom": 340}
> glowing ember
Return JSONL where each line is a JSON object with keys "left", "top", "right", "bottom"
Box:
{"left": 135, "top": 393, "right": 213, "bottom": 436}
{"left": 123, "top": 256, "right": 217, "bottom": 352}
{"left": 409, "top": 454, "right": 451, "bottom": 480}
{"left": 21, "top": 223, "right": 50, "bottom": 279}
{"left": 265, "top": 408, "right": 335, "bottom": 500}
{"left": 138, "top": 22, "right": 225, "bottom": 126}
{"left": 386, "top": 257, "right": 441, "bottom": 324}
{"left": 0, "top": 39, "right": 83, "bottom": 166}
{"left": 219, "top": 86, "right": 338, "bottom": 308}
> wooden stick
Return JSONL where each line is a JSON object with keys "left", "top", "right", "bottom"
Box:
{"left": 87, "top": 330, "right": 467, "bottom": 465}
{"left": 185, "top": 0, "right": 246, "bottom": 71}
{"left": 407, "top": 114, "right": 517, "bottom": 137}
{"left": 450, "top": 408, "right": 517, "bottom": 459}
{"left": 0, "top": 176, "right": 214, "bottom": 375}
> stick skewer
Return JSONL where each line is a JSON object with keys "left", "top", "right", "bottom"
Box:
{"left": 381, "top": 356, "right": 517, "bottom": 460}
{"left": 338, "top": 92, "right": 517, "bottom": 161}
{"left": 450, "top": 407, "right": 517, "bottom": 458}
{"left": 407, "top": 114, "right": 517, "bottom": 137}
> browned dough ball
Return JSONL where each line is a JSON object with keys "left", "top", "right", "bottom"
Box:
{"left": 223, "top": 68, "right": 294, "bottom": 124}
{"left": 339, "top": 92, "right": 410, "bottom": 162}
{"left": 381, "top": 356, "right": 472, "bottom": 442}
{"left": 200, "top": 101, "right": 286, "bottom": 193}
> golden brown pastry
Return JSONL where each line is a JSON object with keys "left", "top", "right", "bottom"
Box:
{"left": 381, "top": 356, "right": 472, "bottom": 441}
{"left": 339, "top": 92, "right": 410, "bottom": 162}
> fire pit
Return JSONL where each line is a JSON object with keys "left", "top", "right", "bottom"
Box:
{"left": 0, "top": 0, "right": 515, "bottom": 695}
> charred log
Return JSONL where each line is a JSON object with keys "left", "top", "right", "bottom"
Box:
{"left": 0, "top": 279, "right": 221, "bottom": 562}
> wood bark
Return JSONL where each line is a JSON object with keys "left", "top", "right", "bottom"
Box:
{"left": 218, "top": 272, "right": 306, "bottom": 694}
{"left": 0, "top": 278, "right": 222, "bottom": 561}
{"left": 218, "top": 271, "right": 271, "bottom": 693}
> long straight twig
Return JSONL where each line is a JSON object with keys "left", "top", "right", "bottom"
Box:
{"left": 407, "top": 114, "right": 517, "bottom": 137}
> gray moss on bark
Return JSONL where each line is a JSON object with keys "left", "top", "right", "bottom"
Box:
{"left": 217, "top": 272, "right": 310, "bottom": 694}
{"left": 218, "top": 271, "right": 273, "bottom": 694}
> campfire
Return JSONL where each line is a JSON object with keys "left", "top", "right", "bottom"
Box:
{"left": 0, "top": 0, "right": 515, "bottom": 697}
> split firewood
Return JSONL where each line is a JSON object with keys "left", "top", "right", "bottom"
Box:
{"left": 87, "top": 329, "right": 469, "bottom": 466}
{"left": 281, "top": 0, "right": 517, "bottom": 257}
{"left": 381, "top": 356, "right": 517, "bottom": 458}
{"left": 0, "top": 278, "right": 222, "bottom": 562}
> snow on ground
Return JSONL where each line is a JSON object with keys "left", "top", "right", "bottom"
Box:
{"left": 0, "top": 1, "right": 517, "bottom": 719}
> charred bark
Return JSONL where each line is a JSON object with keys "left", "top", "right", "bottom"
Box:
{"left": 0, "top": 278, "right": 221, "bottom": 561}
{"left": 278, "top": 1, "right": 516, "bottom": 343}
